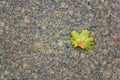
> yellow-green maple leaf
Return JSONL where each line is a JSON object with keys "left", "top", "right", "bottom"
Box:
{"left": 70, "top": 29, "right": 95, "bottom": 50}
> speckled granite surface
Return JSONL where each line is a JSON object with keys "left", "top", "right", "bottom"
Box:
{"left": 0, "top": 0, "right": 120, "bottom": 80}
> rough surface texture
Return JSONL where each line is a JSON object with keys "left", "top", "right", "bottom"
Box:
{"left": 0, "top": 0, "right": 120, "bottom": 80}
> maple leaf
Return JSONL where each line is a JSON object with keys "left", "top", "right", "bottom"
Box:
{"left": 70, "top": 29, "right": 95, "bottom": 50}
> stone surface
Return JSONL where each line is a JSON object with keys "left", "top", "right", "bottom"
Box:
{"left": 0, "top": 0, "right": 120, "bottom": 80}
